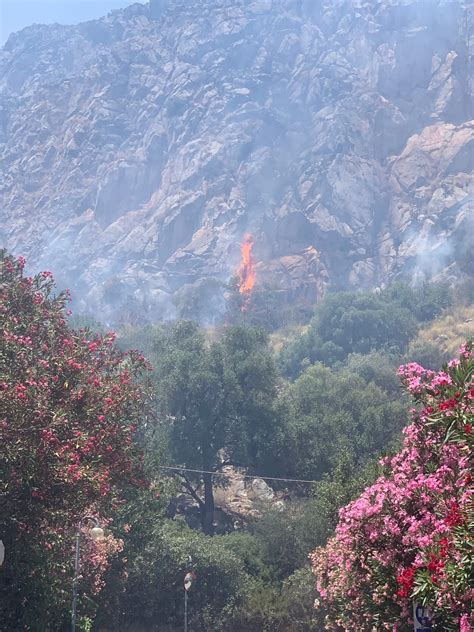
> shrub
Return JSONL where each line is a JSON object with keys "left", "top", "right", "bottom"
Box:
{"left": 311, "top": 343, "right": 473, "bottom": 631}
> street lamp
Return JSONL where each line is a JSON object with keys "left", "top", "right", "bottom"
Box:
{"left": 71, "top": 515, "right": 104, "bottom": 632}
{"left": 184, "top": 556, "right": 195, "bottom": 632}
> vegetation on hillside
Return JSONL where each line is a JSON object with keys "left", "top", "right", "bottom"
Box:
{"left": 278, "top": 283, "right": 452, "bottom": 377}
{"left": 1, "top": 249, "right": 472, "bottom": 631}
{"left": 407, "top": 304, "right": 474, "bottom": 369}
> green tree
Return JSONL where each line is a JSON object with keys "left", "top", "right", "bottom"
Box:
{"left": 150, "top": 322, "right": 281, "bottom": 535}
{"left": 151, "top": 321, "right": 233, "bottom": 534}
{"left": 380, "top": 281, "right": 452, "bottom": 322}
{"left": 219, "top": 326, "right": 283, "bottom": 473}
{"left": 96, "top": 520, "right": 252, "bottom": 632}
{"left": 279, "top": 362, "right": 407, "bottom": 481}
{"left": 224, "top": 279, "right": 314, "bottom": 332}
{"left": 278, "top": 284, "right": 453, "bottom": 377}
{"left": 344, "top": 350, "right": 403, "bottom": 396}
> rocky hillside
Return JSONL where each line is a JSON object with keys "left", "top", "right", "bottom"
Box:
{"left": 1, "top": 0, "right": 473, "bottom": 323}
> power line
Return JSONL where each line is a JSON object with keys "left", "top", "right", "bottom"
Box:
{"left": 158, "top": 465, "right": 317, "bottom": 485}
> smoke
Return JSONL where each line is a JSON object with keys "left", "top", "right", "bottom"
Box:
{"left": 2, "top": 0, "right": 472, "bottom": 328}
{"left": 406, "top": 204, "right": 474, "bottom": 285}
{"left": 409, "top": 233, "right": 455, "bottom": 284}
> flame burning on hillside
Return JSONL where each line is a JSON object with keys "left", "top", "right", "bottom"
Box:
{"left": 238, "top": 233, "right": 256, "bottom": 310}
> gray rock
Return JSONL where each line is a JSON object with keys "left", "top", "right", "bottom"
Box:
{"left": 0, "top": 0, "right": 472, "bottom": 322}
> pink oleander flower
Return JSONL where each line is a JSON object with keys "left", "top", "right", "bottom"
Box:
{"left": 1, "top": 250, "right": 150, "bottom": 627}
{"left": 312, "top": 342, "right": 473, "bottom": 631}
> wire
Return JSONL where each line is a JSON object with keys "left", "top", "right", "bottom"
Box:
{"left": 158, "top": 465, "right": 317, "bottom": 484}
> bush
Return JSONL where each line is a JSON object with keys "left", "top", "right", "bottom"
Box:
{"left": 0, "top": 251, "right": 149, "bottom": 630}
{"left": 279, "top": 283, "right": 453, "bottom": 377}
{"left": 311, "top": 343, "right": 473, "bottom": 631}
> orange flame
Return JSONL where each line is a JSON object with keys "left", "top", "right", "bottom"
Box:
{"left": 238, "top": 233, "right": 256, "bottom": 309}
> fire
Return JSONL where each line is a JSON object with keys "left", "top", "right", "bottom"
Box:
{"left": 238, "top": 233, "right": 256, "bottom": 309}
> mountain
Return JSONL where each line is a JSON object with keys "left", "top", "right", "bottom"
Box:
{"left": 1, "top": 0, "right": 473, "bottom": 324}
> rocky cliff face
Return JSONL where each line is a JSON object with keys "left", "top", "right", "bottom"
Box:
{"left": 1, "top": 0, "right": 473, "bottom": 323}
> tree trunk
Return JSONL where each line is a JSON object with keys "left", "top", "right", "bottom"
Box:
{"left": 201, "top": 472, "right": 215, "bottom": 535}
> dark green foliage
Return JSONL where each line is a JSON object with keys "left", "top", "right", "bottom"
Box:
{"left": 147, "top": 321, "right": 283, "bottom": 534}
{"left": 279, "top": 283, "right": 453, "bottom": 377}
{"left": 219, "top": 326, "right": 283, "bottom": 473}
{"left": 150, "top": 321, "right": 235, "bottom": 533}
{"left": 96, "top": 309, "right": 414, "bottom": 629}
{"left": 278, "top": 361, "right": 407, "bottom": 481}
{"left": 344, "top": 350, "right": 402, "bottom": 396}
{"left": 173, "top": 278, "right": 225, "bottom": 323}
{"left": 90, "top": 312, "right": 404, "bottom": 630}
{"left": 220, "top": 532, "right": 272, "bottom": 581}
{"left": 97, "top": 521, "right": 249, "bottom": 632}
{"left": 251, "top": 503, "right": 315, "bottom": 580}
{"left": 240, "top": 454, "right": 380, "bottom": 583}
{"left": 10, "top": 267, "right": 456, "bottom": 631}
{"left": 94, "top": 482, "right": 173, "bottom": 631}
{"left": 150, "top": 321, "right": 281, "bottom": 472}
{"left": 228, "top": 568, "right": 323, "bottom": 632}
{"left": 96, "top": 513, "right": 325, "bottom": 632}
{"left": 309, "top": 453, "right": 381, "bottom": 533}
{"left": 151, "top": 321, "right": 234, "bottom": 473}
{"left": 381, "top": 281, "right": 452, "bottom": 322}
{"left": 93, "top": 454, "right": 381, "bottom": 632}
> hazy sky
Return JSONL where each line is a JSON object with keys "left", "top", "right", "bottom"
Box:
{"left": 1, "top": 0, "right": 146, "bottom": 44}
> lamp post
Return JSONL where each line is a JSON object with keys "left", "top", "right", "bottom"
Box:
{"left": 71, "top": 515, "right": 104, "bottom": 632}
{"left": 184, "top": 556, "right": 195, "bottom": 632}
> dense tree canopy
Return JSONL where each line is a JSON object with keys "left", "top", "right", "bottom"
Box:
{"left": 2, "top": 245, "right": 470, "bottom": 631}
{"left": 149, "top": 321, "right": 282, "bottom": 534}
{"left": 279, "top": 283, "right": 453, "bottom": 377}
{"left": 278, "top": 361, "right": 407, "bottom": 480}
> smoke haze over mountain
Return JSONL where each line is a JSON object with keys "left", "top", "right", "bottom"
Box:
{"left": 1, "top": 0, "right": 473, "bottom": 324}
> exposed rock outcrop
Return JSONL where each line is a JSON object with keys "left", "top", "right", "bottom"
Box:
{"left": 172, "top": 466, "right": 283, "bottom": 532}
{"left": 0, "top": 0, "right": 472, "bottom": 322}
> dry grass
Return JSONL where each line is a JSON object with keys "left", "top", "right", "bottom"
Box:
{"left": 269, "top": 324, "right": 308, "bottom": 355}
{"left": 413, "top": 305, "right": 474, "bottom": 356}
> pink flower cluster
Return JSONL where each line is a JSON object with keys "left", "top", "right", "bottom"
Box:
{"left": 1, "top": 251, "right": 151, "bottom": 618}
{"left": 311, "top": 343, "right": 473, "bottom": 631}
